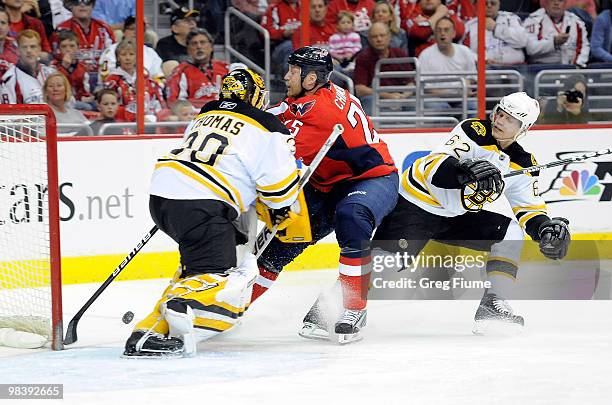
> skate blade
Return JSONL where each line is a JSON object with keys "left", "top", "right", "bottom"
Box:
{"left": 121, "top": 350, "right": 184, "bottom": 359}
{"left": 337, "top": 332, "right": 363, "bottom": 345}
{"left": 472, "top": 320, "right": 524, "bottom": 336}
{"left": 298, "top": 323, "right": 330, "bottom": 341}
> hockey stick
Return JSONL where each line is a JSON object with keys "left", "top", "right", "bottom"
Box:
{"left": 253, "top": 124, "right": 344, "bottom": 258}
{"left": 504, "top": 148, "right": 612, "bottom": 178}
{"left": 63, "top": 225, "right": 159, "bottom": 345}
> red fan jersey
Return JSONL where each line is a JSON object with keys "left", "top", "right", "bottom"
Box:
{"left": 261, "top": 0, "right": 301, "bottom": 41}
{"left": 165, "top": 60, "right": 229, "bottom": 107}
{"left": 269, "top": 83, "right": 396, "bottom": 192}
{"left": 51, "top": 17, "right": 116, "bottom": 73}
{"left": 291, "top": 21, "right": 334, "bottom": 49}
{"left": 103, "top": 68, "right": 165, "bottom": 120}
{"left": 400, "top": 3, "right": 465, "bottom": 56}
{"left": 51, "top": 59, "right": 91, "bottom": 101}
{"left": 325, "top": 0, "right": 376, "bottom": 33}
{"left": 0, "top": 37, "right": 18, "bottom": 66}
{"left": 446, "top": 0, "right": 475, "bottom": 20}
{"left": 9, "top": 14, "right": 52, "bottom": 53}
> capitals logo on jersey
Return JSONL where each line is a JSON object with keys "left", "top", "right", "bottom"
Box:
{"left": 269, "top": 83, "right": 396, "bottom": 192}
{"left": 290, "top": 100, "right": 316, "bottom": 117}
{"left": 194, "top": 83, "right": 219, "bottom": 99}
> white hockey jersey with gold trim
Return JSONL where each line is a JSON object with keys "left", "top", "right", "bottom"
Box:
{"left": 150, "top": 99, "right": 300, "bottom": 215}
{"left": 400, "top": 119, "right": 548, "bottom": 233}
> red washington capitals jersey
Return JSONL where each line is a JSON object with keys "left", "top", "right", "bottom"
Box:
{"left": 269, "top": 83, "right": 396, "bottom": 192}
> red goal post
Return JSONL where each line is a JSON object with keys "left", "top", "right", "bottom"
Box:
{"left": 0, "top": 104, "right": 63, "bottom": 350}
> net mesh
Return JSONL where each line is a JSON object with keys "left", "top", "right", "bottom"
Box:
{"left": 0, "top": 114, "right": 51, "bottom": 338}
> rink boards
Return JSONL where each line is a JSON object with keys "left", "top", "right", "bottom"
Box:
{"left": 13, "top": 127, "right": 611, "bottom": 284}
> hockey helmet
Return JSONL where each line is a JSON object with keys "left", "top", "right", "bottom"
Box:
{"left": 220, "top": 68, "right": 269, "bottom": 110}
{"left": 287, "top": 46, "right": 333, "bottom": 84}
{"left": 491, "top": 92, "right": 540, "bottom": 139}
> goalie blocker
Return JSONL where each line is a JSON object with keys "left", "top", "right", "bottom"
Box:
{"left": 256, "top": 183, "right": 313, "bottom": 243}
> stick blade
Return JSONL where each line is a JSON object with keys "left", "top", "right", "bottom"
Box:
{"left": 63, "top": 318, "right": 79, "bottom": 345}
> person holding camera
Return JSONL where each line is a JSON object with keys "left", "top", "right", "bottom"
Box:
{"left": 540, "top": 74, "right": 590, "bottom": 124}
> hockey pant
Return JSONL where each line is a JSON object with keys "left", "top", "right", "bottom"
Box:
{"left": 142, "top": 196, "right": 259, "bottom": 341}
{"left": 253, "top": 172, "right": 399, "bottom": 310}
{"left": 149, "top": 196, "right": 247, "bottom": 276}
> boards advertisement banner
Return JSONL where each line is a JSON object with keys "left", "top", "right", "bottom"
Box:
{"left": 4, "top": 128, "right": 609, "bottom": 281}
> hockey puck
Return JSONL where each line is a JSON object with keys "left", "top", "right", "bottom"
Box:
{"left": 122, "top": 311, "right": 134, "bottom": 324}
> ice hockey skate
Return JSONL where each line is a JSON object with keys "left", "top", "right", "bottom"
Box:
{"left": 123, "top": 330, "right": 184, "bottom": 358}
{"left": 299, "top": 282, "right": 345, "bottom": 341}
{"left": 335, "top": 309, "right": 367, "bottom": 344}
{"left": 299, "top": 299, "right": 332, "bottom": 341}
{"left": 473, "top": 293, "right": 524, "bottom": 335}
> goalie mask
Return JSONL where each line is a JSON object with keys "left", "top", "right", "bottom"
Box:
{"left": 491, "top": 92, "right": 540, "bottom": 141}
{"left": 220, "top": 68, "right": 269, "bottom": 110}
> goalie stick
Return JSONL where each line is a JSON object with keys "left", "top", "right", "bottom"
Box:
{"left": 63, "top": 226, "right": 159, "bottom": 345}
{"left": 64, "top": 124, "right": 344, "bottom": 345}
{"left": 504, "top": 148, "right": 612, "bottom": 178}
{"left": 253, "top": 124, "right": 345, "bottom": 258}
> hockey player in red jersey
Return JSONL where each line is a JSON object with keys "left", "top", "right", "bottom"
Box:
{"left": 255, "top": 46, "right": 399, "bottom": 343}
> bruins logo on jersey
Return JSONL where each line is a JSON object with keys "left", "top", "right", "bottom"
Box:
{"left": 461, "top": 182, "right": 505, "bottom": 212}
{"left": 470, "top": 121, "right": 487, "bottom": 137}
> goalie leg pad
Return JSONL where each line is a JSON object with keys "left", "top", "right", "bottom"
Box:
{"left": 162, "top": 300, "right": 196, "bottom": 357}
{"left": 131, "top": 280, "right": 179, "bottom": 336}
{"left": 160, "top": 255, "right": 258, "bottom": 343}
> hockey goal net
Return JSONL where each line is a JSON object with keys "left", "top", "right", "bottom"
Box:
{"left": 0, "top": 105, "right": 63, "bottom": 350}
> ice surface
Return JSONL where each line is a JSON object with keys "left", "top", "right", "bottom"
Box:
{"left": 1, "top": 269, "right": 612, "bottom": 405}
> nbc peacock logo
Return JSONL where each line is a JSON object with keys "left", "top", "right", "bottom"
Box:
{"left": 559, "top": 170, "right": 602, "bottom": 196}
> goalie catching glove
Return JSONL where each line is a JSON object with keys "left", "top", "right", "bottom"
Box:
{"left": 456, "top": 158, "right": 505, "bottom": 193}
{"left": 538, "top": 217, "right": 570, "bottom": 260}
{"left": 256, "top": 188, "right": 312, "bottom": 243}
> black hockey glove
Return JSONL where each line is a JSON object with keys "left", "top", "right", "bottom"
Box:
{"left": 456, "top": 158, "right": 504, "bottom": 193}
{"left": 538, "top": 217, "right": 571, "bottom": 260}
{"left": 269, "top": 206, "right": 292, "bottom": 226}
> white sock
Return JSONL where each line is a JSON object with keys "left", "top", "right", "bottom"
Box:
{"left": 486, "top": 273, "right": 516, "bottom": 299}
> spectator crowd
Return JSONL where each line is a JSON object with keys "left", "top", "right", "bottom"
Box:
{"left": 233, "top": 0, "right": 612, "bottom": 119}
{"left": 1, "top": 0, "right": 611, "bottom": 133}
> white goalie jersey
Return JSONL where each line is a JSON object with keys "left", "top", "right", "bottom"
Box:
{"left": 150, "top": 99, "right": 300, "bottom": 215}
{"left": 400, "top": 119, "right": 548, "bottom": 233}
